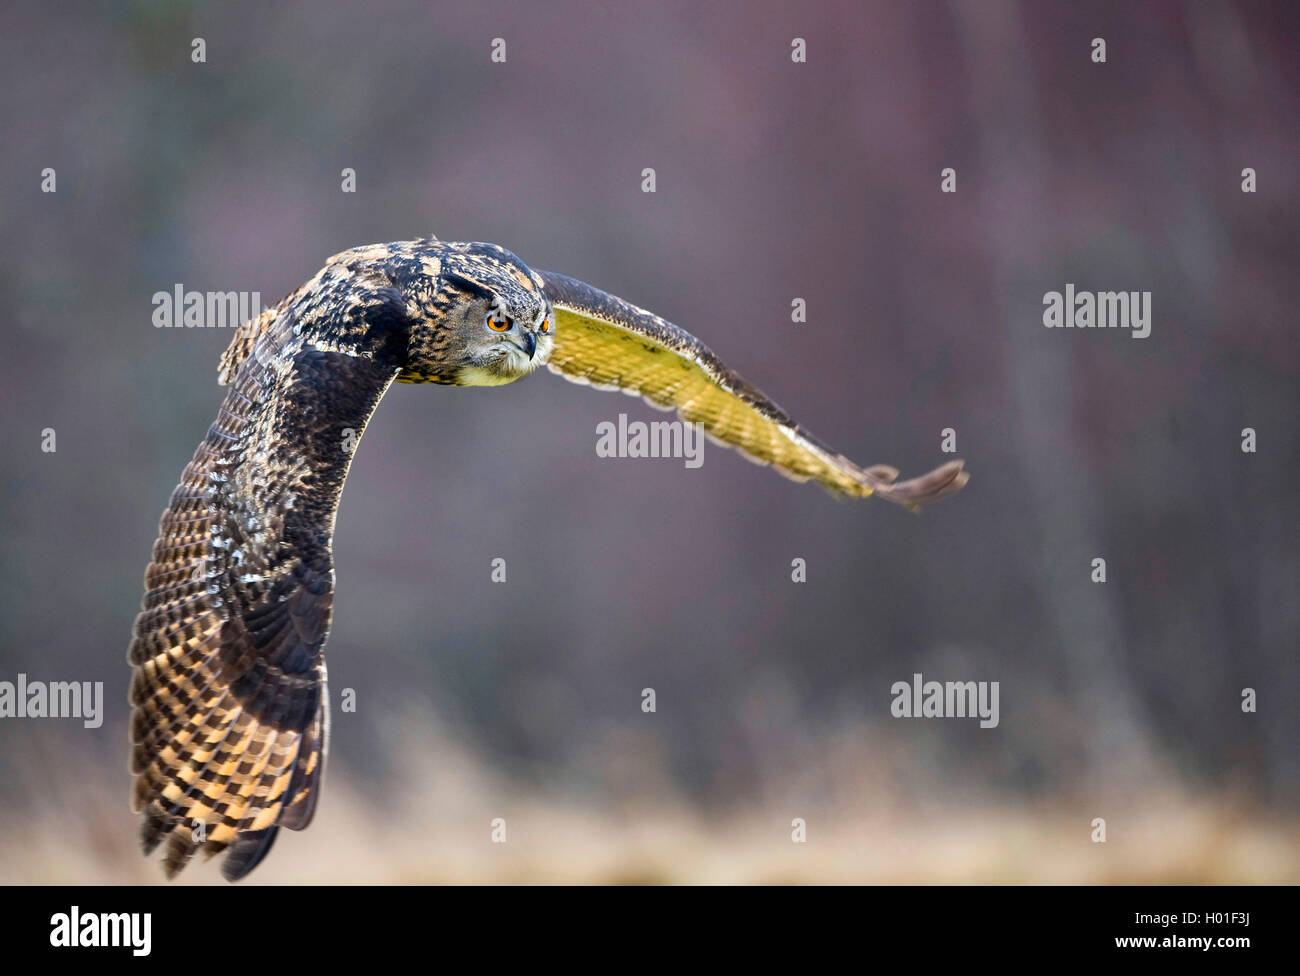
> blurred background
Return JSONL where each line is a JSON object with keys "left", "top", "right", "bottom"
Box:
{"left": 1, "top": 0, "right": 1296, "bottom": 883}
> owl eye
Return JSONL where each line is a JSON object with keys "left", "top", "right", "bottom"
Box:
{"left": 539, "top": 316, "right": 552, "bottom": 334}
{"left": 485, "top": 310, "right": 512, "bottom": 332}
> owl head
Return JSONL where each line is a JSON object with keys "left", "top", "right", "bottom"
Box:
{"left": 395, "top": 241, "right": 555, "bottom": 386}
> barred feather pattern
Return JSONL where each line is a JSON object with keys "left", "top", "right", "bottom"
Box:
{"left": 128, "top": 269, "right": 408, "bottom": 880}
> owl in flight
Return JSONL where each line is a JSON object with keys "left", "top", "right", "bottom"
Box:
{"left": 128, "top": 239, "right": 968, "bottom": 880}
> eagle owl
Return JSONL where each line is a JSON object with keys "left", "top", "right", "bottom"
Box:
{"left": 128, "top": 240, "right": 968, "bottom": 880}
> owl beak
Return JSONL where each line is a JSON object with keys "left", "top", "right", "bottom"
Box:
{"left": 518, "top": 331, "right": 537, "bottom": 360}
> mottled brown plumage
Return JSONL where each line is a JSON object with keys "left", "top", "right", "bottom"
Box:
{"left": 128, "top": 239, "right": 967, "bottom": 880}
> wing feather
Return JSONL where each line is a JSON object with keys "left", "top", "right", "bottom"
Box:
{"left": 539, "top": 271, "right": 968, "bottom": 507}
{"left": 129, "top": 268, "right": 408, "bottom": 880}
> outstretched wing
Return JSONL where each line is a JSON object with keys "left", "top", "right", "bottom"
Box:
{"left": 538, "top": 272, "right": 968, "bottom": 507}
{"left": 128, "top": 272, "right": 408, "bottom": 880}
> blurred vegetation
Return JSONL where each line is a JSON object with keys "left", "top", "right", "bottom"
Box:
{"left": 0, "top": 1, "right": 1296, "bottom": 882}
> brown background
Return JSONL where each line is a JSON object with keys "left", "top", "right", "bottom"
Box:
{"left": 0, "top": 0, "right": 1296, "bottom": 882}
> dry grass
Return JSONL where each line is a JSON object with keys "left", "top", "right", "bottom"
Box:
{"left": 4, "top": 714, "right": 1297, "bottom": 885}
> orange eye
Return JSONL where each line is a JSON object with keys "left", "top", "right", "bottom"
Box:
{"left": 539, "top": 316, "right": 551, "bottom": 334}
{"left": 486, "top": 311, "right": 512, "bottom": 332}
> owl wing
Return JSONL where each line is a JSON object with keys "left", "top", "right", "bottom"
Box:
{"left": 538, "top": 271, "right": 968, "bottom": 507}
{"left": 128, "top": 274, "right": 407, "bottom": 880}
